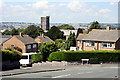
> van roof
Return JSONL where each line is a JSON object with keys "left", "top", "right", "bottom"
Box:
{"left": 22, "top": 53, "right": 37, "bottom": 55}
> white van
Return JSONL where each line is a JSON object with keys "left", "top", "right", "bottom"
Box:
{"left": 19, "top": 53, "right": 37, "bottom": 66}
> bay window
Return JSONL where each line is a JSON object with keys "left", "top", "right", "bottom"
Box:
{"left": 86, "top": 41, "right": 95, "bottom": 47}
{"left": 102, "top": 42, "right": 112, "bottom": 48}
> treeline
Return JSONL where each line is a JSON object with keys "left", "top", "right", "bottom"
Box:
{"left": 2, "top": 25, "right": 44, "bottom": 38}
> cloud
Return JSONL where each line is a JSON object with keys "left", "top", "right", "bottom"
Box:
{"left": 67, "top": 1, "right": 85, "bottom": 12}
{"left": 1, "top": 1, "right": 117, "bottom": 23}
{"left": 0, "top": 0, "right": 2, "bottom": 8}
{"left": 10, "top": 5, "right": 27, "bottom": 11}
{"left": 99, "top": 9, "right": 111, "bottom": 13}
{"left": 110, "top": 2, "right": 118, "bottom": 6}
{"left": 32, "top": 1, "right": 49, "bottom": 9}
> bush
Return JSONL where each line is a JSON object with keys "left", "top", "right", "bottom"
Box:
{"left": 48, "top": 50, "right": 120, "bottom": 62}
{"left": 89, "top": 58, "right": 99, "bottom": 64}
{"left": 38, "top": 42, "right": 58, "bottom": 61}
{"left": 32, "top": 53, "right": 43, "bottom": 63}
{"left": 1, "top": 49, "right": 21, "bottom": 61}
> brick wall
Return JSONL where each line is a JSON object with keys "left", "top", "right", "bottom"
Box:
{"left": 77, "top": 40, "right": 116, "bottom": 51}
{"left": 115, "top": 38, "right": 120, "bottom": 50}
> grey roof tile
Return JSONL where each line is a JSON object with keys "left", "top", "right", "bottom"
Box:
{"left": 77, "top": 30, "right": 120, "bottom": 42}
{"left": 15, "top": 35, "right": 37, "bottom": 44}
{"left": 1, "top": 35, "right": 12, "bottom": 44}
{"left": 37, "top": 36, "right": 54, "bottom": 42}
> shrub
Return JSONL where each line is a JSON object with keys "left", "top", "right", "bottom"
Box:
{"left": 48, "top": 50, "right": 120, "bottom": 62}
{"left": 1, "top": 49, "right": 21, "bottom": 61}
{"left": 32, "top": 53, "right": 43, "bottom": 63}
{"left": 89, "top": 58, "right": 99, "bottom": 64}
{"left": 38, "top": 42, "right": 58, "bottom": 61}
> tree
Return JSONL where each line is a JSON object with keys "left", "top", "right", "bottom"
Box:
{"left": 45, "top": 26, "right": 64, "bottom": 40}
{"left": 24, "top": 25, "right": 44, "bottom": 38}
{"left": 11, "top": 28, "right": 19, "bottom": 35}
{"left": 38, "top": 42, "right": 58, "bottom": 61}
{"left": 64, "top": 40, "right": 70, "bottom": 50}
{"left": 37, "top": 27, "right": 44, "bottom": 36}
{"left": 55, "top": 39, "right": 65, "bottom": 49}
{"left": 89, "top": 21, "right": 101, "bottom": 29}
{"left": 76, "top": 28, "right": 83, "bottom": 37}
{"left": 117, "top": 27, "right": 120, "bottom": 30}
{"left": 17, "top": 28, "right": 25, "bottom": 33}
{"left": 2, "top": 30, "right": 11, "bottom": 35}
{"left": 64, "top": 32, "right": 76, "bottom": 50}
{"left": 57, "top": 24, "right": 75, "bottom": 30}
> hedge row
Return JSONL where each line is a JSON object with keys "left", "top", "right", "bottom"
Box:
{"left": 1, "top": 49, "right": 21, "bottom": 61}
{"left": 48, "top": 50, "right": 120, "bottom": 62}
{"left": 32, "top": 53, "right": 43, "bottom": 63}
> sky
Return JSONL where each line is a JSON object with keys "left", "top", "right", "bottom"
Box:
{"left": 0, "top": 0, "right": 119, "bottom": 23}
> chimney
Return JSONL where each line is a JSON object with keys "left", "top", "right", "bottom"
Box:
{"left": 41, "top": 34, "right": 44, "bottom": 37}
{"left": 106, "top": 26, "right": 110, "bottom": 30}
{"left": 19, "top": 32, "right": 22, "bottom": 36}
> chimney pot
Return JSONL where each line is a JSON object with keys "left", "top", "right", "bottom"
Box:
{"left": 106, "top": 26, "right": 110, "bottom": 30}
{"left": 41, "top": 34, "right": 44, "bottom": 37}
{"left": 19, "top": 32, "right": 22, "bottom": 36}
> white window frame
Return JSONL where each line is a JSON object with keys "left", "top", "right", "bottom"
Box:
{"left": 101, "top": 42, "right": 112, "bottom": 48}
{"left": 86, "top": 41, "right": 95, "bottom": 47}
{"left": 33, "top": 44, "right": 37, "bottom": 48}
{"left": 27, "top": 45, "right": 31, "bottom": 49}
{"left": 79, "top": 40, "right": 83, "bottom": 44}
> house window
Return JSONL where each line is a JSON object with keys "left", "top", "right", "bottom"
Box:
{"left": 27, "top": 45, "right": 31, "bottom": 49}
{"left": 86, "top": 41, "right": 95, "bottom": 47}
{"left": 11, "top": 45, "right": 14, "bottom": 47}
{"left": 102, "top": 42, "right": 112, "bottom": 48}
{"left": 33, "top": 44, "right": 37, "bottom": 48}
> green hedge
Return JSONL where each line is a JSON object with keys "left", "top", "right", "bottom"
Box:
{"left": 32, "top": 53, "right": 43, "bottom": 63}
{"left": 1, "top": 49, "right": 21, "bottom": 61}
{"left": 48, "top": 50, "right": 120, "bottom": 62}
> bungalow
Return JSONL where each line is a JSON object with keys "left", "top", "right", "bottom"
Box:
{"left": 35, "top": 35, "right": 54, "bottom": 43}
{"left": 76, "top": 26, "right": 120, "bottom": 50}
{"left": 2, "top": 34, "right": 38, "bottom": 53}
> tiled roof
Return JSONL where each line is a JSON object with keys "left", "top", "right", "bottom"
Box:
{"left": 15, "top": 35, "right": 37, "bottom": 44}
{"left": 1, "top": 35, "right": 12, "bottom": 44}
{"left": 36, "top": 36, "right": 54, "bottom": 42}
{"left": 77, "top": 30, "right": 120, "bottom": 42}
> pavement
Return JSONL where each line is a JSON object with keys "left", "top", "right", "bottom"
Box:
{"left": 2, "top": 64, "right": 119, "bottom": 79}
{"left": 1, "top": 63, "right": 119, "bottom": 78}
{"left": 1, "top": 66, "right": 65, "bottom": 77}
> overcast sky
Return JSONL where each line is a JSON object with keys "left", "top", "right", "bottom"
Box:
{"left": 0, "top": 0, "right": 119, "bottom": 23}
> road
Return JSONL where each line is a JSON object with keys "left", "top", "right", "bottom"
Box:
{"left": 2, "top": 66, "right": 119, "bottom": 78}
